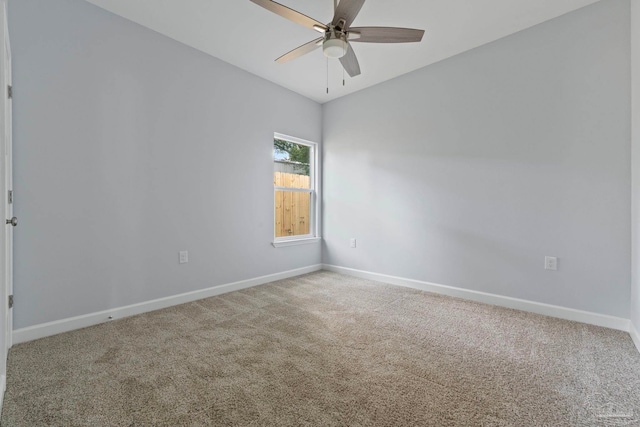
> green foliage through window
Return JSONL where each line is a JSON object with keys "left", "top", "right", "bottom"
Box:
{"left": 274, "top": 139, "right": 310, "bottom": 175}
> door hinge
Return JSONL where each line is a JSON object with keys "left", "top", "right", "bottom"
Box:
{"left": 7, "top": 85, "right": 11, "bottom": 99}
{"left": 8, "top": 295, "right": 13, "bottom": 309}
{"left": 8, "top": 190, "right": 12, "bottom": 204}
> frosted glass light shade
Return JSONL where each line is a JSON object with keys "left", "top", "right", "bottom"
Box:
{"left": 323, "top": 38, "right": 347, "bottom": 58}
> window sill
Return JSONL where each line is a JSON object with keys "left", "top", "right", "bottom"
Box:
{"left": 272, "top": 237, "right": 322, "bottom": 248}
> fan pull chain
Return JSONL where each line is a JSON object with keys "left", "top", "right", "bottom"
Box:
{"left": 326, "top": 57, "right": 329, "bottom": 94}
{"left": 343, "top": 45, "right": 346, "bottom": 86}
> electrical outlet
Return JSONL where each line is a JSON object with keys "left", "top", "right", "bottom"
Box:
{"left": 544, "top": 256, "right": 557, "bottom": 271}
{"left": 179, "top": 251, "right": 189, "bottom": 264}
{"left": 350, "top": 238, "right": 357, "bottom": 248}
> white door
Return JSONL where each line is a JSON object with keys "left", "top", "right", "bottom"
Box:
{"left": 0, "top": 0, "right": 11, "bottom": 406}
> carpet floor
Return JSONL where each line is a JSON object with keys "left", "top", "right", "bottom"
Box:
{"left": 1, "top": 271, "right": 639, "bottom": 426}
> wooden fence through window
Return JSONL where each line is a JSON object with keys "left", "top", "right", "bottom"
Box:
{"left": 274, "top": 172, "right": 311, "bottom": 237}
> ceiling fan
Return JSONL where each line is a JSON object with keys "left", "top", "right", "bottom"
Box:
{"left": 249, "top": 0, "right": 425, "bottom": 78}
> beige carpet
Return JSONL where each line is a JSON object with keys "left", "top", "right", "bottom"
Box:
{"left": 2, "top": 271, "right": 639, "bottom": 426}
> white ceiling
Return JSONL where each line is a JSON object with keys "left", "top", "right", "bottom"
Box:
{"left": 84, "top": 0, "right": 601, "bottom": 103}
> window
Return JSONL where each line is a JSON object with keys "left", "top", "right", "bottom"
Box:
{"left": 273, "top": 133, "right": 319, "bottom": 246}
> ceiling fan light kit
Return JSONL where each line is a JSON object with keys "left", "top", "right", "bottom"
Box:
{"left": 250, "top": 0, "right": 425, "bottom": 79}
{"left": 323, "top": 37, "right": 347, "bottom": 58}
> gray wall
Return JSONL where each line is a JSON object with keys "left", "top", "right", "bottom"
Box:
{"left": 632, "top": 0, "right": 640, "bottom": 332}
{"left": 322, "top": 0, "right": 631, "bottom": 318}
{"left": 9, "top": 0, "right": 322, "bottom": 329}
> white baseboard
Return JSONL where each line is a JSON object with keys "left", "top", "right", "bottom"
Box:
{"left": 0, "top": 374, "right": 5, "bottom": 415}
{"left": 12, "top": 264, "right": 635, "bottom": 346}
{"left": 323, "top": 264, "right": 630, "bottom": 332}
{"left": 631, "top": 322, "right": 640, "bottom": 354}
{"left": 13, "top": 264, "right": 322, "bottom": 345}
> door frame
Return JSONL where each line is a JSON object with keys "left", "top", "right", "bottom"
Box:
{"left": 0, "top": 0, "right": 11, "bottom": 411}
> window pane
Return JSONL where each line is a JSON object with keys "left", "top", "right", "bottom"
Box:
{"left": 275, "top": 191, "right": 311, "bottom": 237}
{"left": 274, "top": 139, "right": 311, "bottom": 189}
{"left": 273, "top": 171, "right": 310, "bottom": 189}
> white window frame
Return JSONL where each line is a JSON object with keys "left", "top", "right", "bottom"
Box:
{"left": 272, "top": 133, "right": 320, "bottom": 247}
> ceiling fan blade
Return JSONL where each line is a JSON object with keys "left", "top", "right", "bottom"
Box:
{"left": 276, "top": 37, "right": 324, "bottom": 63}
{"left": 332, "top": 0, "right": 365, "bottom": 29}
{"left": 339, "top": 44, "right": 361, "bottom": 77}
{"left": 348, "top": 27, "right": 425, "bottom": 43}
{"left": 250, "top": 0, "right": 328, "bottom": 31}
